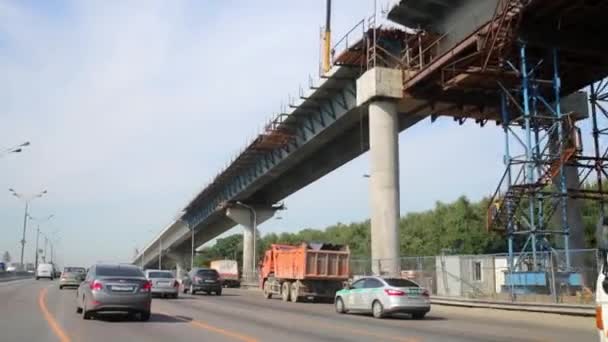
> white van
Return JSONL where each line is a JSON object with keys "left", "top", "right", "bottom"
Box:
{"left": 36, "top": 263, "right": 54, "bottom": 280}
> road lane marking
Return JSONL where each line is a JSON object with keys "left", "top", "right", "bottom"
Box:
{"left": 160, "top": 299, "right": 418, "bottom": 342}
{"left": 157, "top": 311, "right": 258, "bottom": 342}
{"left": 308, "top": 319, "right": 421, "bottom": 342}
{"left": 38, "top": 287, "right": 72, "bottom": 342}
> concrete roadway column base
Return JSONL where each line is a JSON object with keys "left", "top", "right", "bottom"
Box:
{"left": 166, "top": 252, "right": 189, "bottom": 280}
{"left": 357, "top": 67, "right": 403, "bottom": 277}
{"left": 226, "top": 206, "right": 276, "bottom": 283}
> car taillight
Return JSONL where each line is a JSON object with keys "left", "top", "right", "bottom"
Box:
{"left": 385, "top": 289, "right": 406, "bottom": 296}
{"left": 141, "top": 280, "right": 152, "bottom": 292}
{"left": 173, "top": 280, "right": 179, "bottom": 288}
{"left": 422, "top": 289, "right": 430, "bottom": 298}
{"left": 597, "top": 306, "right": 604, "bottom": 330}
{"left": 90, "top": 280, "right": 103, "bottom": 291}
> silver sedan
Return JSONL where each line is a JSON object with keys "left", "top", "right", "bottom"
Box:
{"left": 145, "top": 270, "right": 179, "bottom": 298}
{"left": 335, "top": 276, "right": 430, "bottom": 319}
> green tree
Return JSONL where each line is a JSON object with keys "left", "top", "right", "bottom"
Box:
{"left": 2, "top": 251, "right": 11, "bottom": 263}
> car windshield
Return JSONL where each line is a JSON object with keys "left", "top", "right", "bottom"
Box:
{"left": 196, "top": 270, "right": 218, "bottom": 277}
{"left": 384, "top": 278, "right": 419, "bottom": 287}
{"left": 96, "top": 266, "right": 144, "bottom": 277}
{"left": 149, "top": 271, "right": 173, "bottom": 278}
{"left": 63, "top": 267, "right": 85, "bottom": 273}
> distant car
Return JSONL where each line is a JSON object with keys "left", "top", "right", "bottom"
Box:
{"left": 36, "top": 263, "right": 55, "bottom": 280}
{"left": 76, "top": 264, "right": 152, "bottom": 321}
{"left": 145, "top": 270, "right": 179, "bottom": 299}
{"left": 334, "top": 276, "right": 430, "bottom": 319}
{"left": 6, "top": 265, "right": 16, "bottom": 273}
{"left": 59, "top": 267, "right": 86, "bottom": 289}
{"left": 182, "top": 268, "right": 222, "bottom": 296}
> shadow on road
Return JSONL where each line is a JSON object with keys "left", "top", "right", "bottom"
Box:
{"left": 347, "top": 312, "right": 447, "bottom": 321}
{"left": 387, "top": 314, "right": 447, "bottom": 321}
{"left": 93, "top": 312, "right": 192, "bottom": 323}
{"left": 188, "top": 293, "right": 240, "bottom": 297}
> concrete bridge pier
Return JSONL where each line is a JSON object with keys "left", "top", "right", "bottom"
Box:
{"left": 357, "top": 67, "right": 404, "bottom": 277}
{"left": 226, "top": 206, "right": 276, "bottom": 283}
{"left": 166, "top": 251, "right": 189, "bottom": 280}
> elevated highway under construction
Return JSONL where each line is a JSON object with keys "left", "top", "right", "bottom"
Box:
{"left": 134, "top": 0, "right": 608, "bottom": 293}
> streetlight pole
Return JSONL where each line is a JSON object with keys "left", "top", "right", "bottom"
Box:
{"left": 43, "top": 236, "right": 48, "bottom": 263}
{"left": 29, "top": 214, "right": 54, "bottom": 270}
{"left": 191, "top": 227, "right": 195, "bottom": 270}
{"left": 158, "top": 238, "right": 162, "bottom": 270}
{"left": 35, "top": 226, "right": 40, "bottom": 269}
{"left": 19, "top": 201, "right": 29, "bottom": 270}
{"left": 9, "top": 189, "right": 47, "bottom": 270}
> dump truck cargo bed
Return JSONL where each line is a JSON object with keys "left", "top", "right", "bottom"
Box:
{"left": 261, "top": 243, "right": 351, "bottom": 303}
{"left": 271, "top": 243, "right": 350, "bottom": 280}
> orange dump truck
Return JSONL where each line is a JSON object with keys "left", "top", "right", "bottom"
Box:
{"left": 260, "top": 243, "right": 350, "bottom": 302}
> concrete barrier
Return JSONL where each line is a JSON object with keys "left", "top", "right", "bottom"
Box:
{"left": 431, "top": 296, "right": 595, "bottom": 317}
{"left": 0, "top": 272, "right": 34, "bottom": 283}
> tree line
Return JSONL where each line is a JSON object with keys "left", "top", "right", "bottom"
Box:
{"left": 194, "top": 194, "right": 601, "bottom": 268}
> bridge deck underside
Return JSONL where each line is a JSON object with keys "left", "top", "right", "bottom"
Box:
{"left": 337, "top": 0, "right": 608, "bottom": 123}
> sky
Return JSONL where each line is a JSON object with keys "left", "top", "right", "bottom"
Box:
{"left": 3, "top": 0, "right": 596, "bottom": 268}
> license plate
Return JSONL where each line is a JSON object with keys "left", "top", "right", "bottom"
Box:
{"left": 157, "top": 281, "right": 170, "bottom": 286}
{"left": 204, "top": 279, "right": 215, "bottom": 283}
{"left": 408, "top": 289, "right": 421, "bottom": 297}
{"left": 112, "top": 285, "right": 133, "bottom": 292}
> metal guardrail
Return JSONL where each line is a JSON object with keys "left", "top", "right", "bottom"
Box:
{"left": 431, "top": 296, "right": 595, "bottom": 317}
{"left": 0, "top": 272, "right": 34, "bottom": 283}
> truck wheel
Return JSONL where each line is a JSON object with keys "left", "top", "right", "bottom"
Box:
{"left": 263, "top": 281, "right": 272, "bottom": 299}
{"left": 290, "top": 282, "right": 300, "bottom": 303}
{"left": 281, "top": 282, "right": 291, "bottom": 302}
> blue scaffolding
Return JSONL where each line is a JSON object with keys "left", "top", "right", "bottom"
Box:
{"left": 486, "top": 43, "right": 585, "bottom": 295}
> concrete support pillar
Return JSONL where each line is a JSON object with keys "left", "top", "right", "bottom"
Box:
{"left": 369, "top": 100, "right": 401, "bottom": 276}
{"left": 166, "top": 251, "right": 189, "bottom": 280}
{"left": 357, "top": 67, "right": 404, "bottom": 277}
{"left": 175, "top": 260, "right": 187, "bottom": 281}
{"left": 242, "top": 225, "right": 254, "bottom": 282}
{"left": 226, "top": 206, "right": 276, "bottom": 283}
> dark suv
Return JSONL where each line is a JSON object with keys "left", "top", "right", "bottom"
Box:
{"left": 183, "top": 268, "right": 222, "bottom": 295}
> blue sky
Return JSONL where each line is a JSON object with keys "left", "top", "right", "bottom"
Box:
{"left": 0, "top": 0, "right": 534, "bottom": 267}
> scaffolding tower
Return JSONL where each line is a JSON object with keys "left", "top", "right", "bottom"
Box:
{"left": 332, "top": 0, "right": 608, "bottom": 294}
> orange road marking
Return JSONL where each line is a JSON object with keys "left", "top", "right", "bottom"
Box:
{"left": 38, "top": 287, "right": 71, "bottom": 342}
{"left": 158, "top": 311, "right": 258, "bottom": 342}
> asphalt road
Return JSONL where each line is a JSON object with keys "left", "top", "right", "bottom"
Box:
{"left": 0, "top": 278, "right": 596, "bottom": 342}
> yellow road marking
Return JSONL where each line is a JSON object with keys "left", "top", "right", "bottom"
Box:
{"left": 38, "top": 287, "right": 72, "bottom": 342}
{"left": 157, "top": 311, "right": 258, "bottom": 342}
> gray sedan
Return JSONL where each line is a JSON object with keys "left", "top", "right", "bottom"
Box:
{"left": 335, "top": 276, "right": 430, "bottom": 319}
{"left": 59, "top": 267, "right": 86, "bottom": 289}
{"left": 76, "top": 264, "right": 152, "bottom": 321}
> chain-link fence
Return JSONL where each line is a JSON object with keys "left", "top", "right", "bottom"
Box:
{"left": 351, "top": 249, "right": 598, "bottom": 305}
